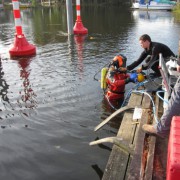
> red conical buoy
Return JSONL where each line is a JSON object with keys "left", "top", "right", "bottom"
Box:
{"left": 9, "top": 0, "right": 36, "bottom": 57}
{"left": 9, "top": 34, "right": 36, "bottom": 56}
{"left": 73, "top": 0, "right": 88, "bottom": 35}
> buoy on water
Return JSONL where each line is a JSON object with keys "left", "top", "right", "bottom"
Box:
{"left": 9, "top": 0, "right": 36, "bottom": 57}
{"left": 73, "top": 0, "right": 88, "bottom": 35}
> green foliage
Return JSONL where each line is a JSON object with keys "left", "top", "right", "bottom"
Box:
{"left": 173, "top": 3, "right": 180, "bottom": 13}
{"left": 31, "top": 0, "right": 37, "bottom": 6}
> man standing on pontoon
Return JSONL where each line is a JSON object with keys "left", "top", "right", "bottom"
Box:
{"left": 120, "top": 34, "right": 175, "bottom": 76}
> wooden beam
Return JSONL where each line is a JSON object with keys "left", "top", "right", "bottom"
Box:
{"left": 127, "top": 109, "right": 150, "bottom": 180}
{"left": 102, "top": 92, "right": 145, "bottom": 180}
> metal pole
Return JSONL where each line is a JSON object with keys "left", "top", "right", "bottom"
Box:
{"left": 66, "top": 0, "right": 73, "bottom": 35}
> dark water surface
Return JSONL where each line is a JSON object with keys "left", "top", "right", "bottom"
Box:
{"left": 0, "top": 6, "right": 180, "bottom": 180}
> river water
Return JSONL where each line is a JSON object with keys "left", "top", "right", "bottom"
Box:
{"left": 0, "top": 5, "right": 180, "bottom": 180}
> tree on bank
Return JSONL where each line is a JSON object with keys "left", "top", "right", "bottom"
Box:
{"left": 3, "top": 0, "right": 129, "bottom": 6}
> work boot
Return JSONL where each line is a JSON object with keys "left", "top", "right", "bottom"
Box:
{"left": 142, "top": 124, "right": 165, "bottom": 138}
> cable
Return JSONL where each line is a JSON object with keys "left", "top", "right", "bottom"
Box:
{"left": 121, "top": 88, "right": 133, "bottom": 107}
{"left": 120, "top": 79, "right": 161, "bottom": 124}
{"left": 93, "top": 61, "right": 111, "bottom": 81}
{"left": 156, "top": 90, "right": 169, "bottom": 104}
{"left": 105, "top": 96, "right": 118, "bottom": 110}
{"left": 132, "top": 90, "right": 159, "bottom": 124}
{"left": 120, "top": 80, "right": 148, "bottom": 108}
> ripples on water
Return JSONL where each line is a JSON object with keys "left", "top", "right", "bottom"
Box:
{"left": 0, "top": 6, "right": 180, "bottom": 180}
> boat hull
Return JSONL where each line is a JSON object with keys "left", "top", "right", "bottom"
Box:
{"left": 132, "top": 2, "right": 175, "bottom": 10}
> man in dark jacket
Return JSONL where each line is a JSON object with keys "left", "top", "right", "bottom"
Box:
{"left": 121, "top": 34, "right": 175, "bottom": 76}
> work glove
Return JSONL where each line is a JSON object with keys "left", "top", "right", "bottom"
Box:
{"left": 129, "top": 73, "right": 138, "bottom": 83}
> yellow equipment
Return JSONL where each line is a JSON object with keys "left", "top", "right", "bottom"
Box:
{"left": 101, "top": 67, "right": 108, "bottom": 89}
{"left": 137, "top": 73, "right": 145, "bottom": 82}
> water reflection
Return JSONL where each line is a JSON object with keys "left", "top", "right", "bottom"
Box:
{"left": 74, "top": 35, "right": 87, "bottom": 77}
{"left": 91, "top": 164, "right": 104, "bottom": 179}
{"left": 0, "top": 58, "right": 10, "bottom": 112}
{"left": 132, "top": 10, "right": 173, "bottom": 21}
{"left": 31, "top": 7, "right": 68, "bottom": 45}
{"left": 16, "top": 58, "right": 37, "bottom": 110}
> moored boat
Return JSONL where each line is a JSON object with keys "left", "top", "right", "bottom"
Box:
{"left": 132, "top": 0, "right": 176, "bottom": 10}
{"left": 4, "top": 2, "right": 33, "bottom": 9}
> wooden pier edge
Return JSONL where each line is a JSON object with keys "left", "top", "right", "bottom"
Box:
{"left": 102, "top": 91, "right": 161, "bottom": 180}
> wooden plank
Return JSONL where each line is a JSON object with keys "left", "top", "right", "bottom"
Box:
{"left": 102, "top": 145, "right": 129, "bottom": 180}
{"left": 102, "top": 92, "right": 144, "bottom": 180}
{"left": 127, "top": 92, "right": 152, "bottom": 179}
{"left": 128, "top": 92, "right": 143, "bottom": 107}
{"left": 144, "top": 136, "right": 156, "bottom": 180}
{"left": 102, "top": 113, "right": 134, "bottom": 180}
{"left": 144, "top": 93, "right": 159, "bottom": 180}
{"left": 127, "top": 109, "right": 150, "bottom": 180}
{"left": 117, "top": 112, "right": 136, "bottom": 140}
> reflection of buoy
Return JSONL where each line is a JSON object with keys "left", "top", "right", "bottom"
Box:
{"left": 137, "top": 73, "right": 145, "bottom": 82}
{"left": 9, "top": 0, "right": 36, "bottom": 57}
{"left": 73, "top": 0, "right": 88, "bottom": 35}
{"left": 74, "top": 35, "right": 86, "bottom": 44}
{"left": 101, "top": 68, "right": 108, "bottom": 89}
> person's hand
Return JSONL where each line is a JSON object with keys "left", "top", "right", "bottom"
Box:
{"left": 119, "top": 67, "right": 127, "bottom": 72}
{"left": 136, "top": 67, "right": 142, "bottom": 73}
{"left": 177, "top": 65, "right": 180, "bottom": 72}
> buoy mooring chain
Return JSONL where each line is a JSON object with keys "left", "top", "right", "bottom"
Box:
{"left": 89, "top": 137, "right": 135, "bottom": 154}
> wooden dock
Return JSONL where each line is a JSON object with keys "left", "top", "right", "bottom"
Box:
{"left": 101, "top": 91, "right": 168, "bottom": 180}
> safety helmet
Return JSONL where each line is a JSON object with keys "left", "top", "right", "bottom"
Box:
{"left": 112, "top": 55, "right": 124, "bottom": 69}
